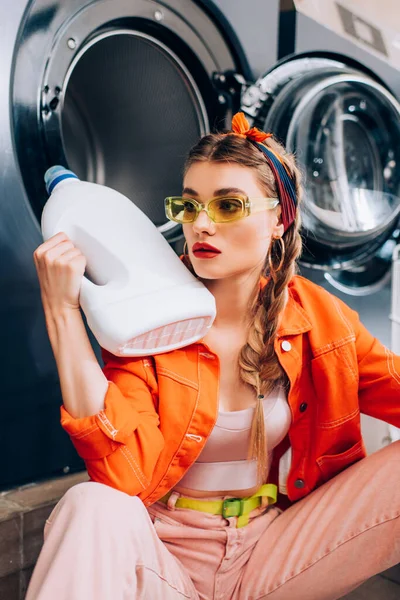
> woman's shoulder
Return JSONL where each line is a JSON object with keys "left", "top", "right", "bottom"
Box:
{"left": 287, "top": 274, "right": 360, "bottom": 340}
{"left": 100, "top": 349, "right": 157, "bottom": 383}
{"left": 289, "top": 274, "right": 352, "bottom": 307}
{"left": 100, "top": 346, "right": 198, "bottom": 390}
{"left": 289, "top": 274, "right": 335, "bottom": 298}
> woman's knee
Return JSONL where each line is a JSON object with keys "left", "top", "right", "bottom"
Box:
{"left": 50, "top": 481, "right": 146, "bottom": 525}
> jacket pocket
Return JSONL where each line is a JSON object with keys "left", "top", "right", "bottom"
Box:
{"left": 316, "top": 439, "right": 366, "bottom": 481}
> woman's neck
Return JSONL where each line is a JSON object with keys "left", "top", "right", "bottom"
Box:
{"left": 201, "top": 270, "right": 261, "bottom": 329}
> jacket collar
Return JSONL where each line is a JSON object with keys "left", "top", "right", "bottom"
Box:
{"left": 260, "top": 276, "right": 312, "bottom": 338}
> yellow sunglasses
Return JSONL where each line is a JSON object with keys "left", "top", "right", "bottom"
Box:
{"left": 164, "top": 195, "right": 279, "bottom": 224}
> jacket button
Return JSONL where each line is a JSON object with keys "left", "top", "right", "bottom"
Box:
{"left": 294, "top": 478, "right": 305, "bottom": 489}
{"left": 299, "top": 402, "right": 308, "bottom": 412}
{"left": 281, "top": 340, "right": 292, "bottom": 352}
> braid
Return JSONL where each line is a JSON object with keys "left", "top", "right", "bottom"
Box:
{"left": 239, "top": 166, "right": 303, "bottom": 485}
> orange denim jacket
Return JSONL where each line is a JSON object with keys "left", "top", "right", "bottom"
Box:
{"left": 61, "top": 275, "right": 400, "bottom": 509}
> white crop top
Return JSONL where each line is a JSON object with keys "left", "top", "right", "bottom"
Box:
{"left": 178, "top": 386, "right": 292, "bottom": 492}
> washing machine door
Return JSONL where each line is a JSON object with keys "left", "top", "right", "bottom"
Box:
{"left": 12, "top": 0, "right": 245, "bottom": 250}
{"left": 242, "top": 57, "right": 400, "bottom": 293}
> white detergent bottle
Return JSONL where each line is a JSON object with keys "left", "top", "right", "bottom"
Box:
{"left": 41, "top": 166, "right": 216, "bottom": 356}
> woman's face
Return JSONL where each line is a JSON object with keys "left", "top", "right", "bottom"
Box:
{"left": 182, "top": 161, "right": 284, "bottom": 281}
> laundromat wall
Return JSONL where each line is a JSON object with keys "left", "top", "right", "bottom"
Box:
{"left": 1, "top": 0, "right": 399, "bottom": 490}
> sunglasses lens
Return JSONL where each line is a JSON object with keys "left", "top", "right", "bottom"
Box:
{"left": 212, "top": 198, "right": 245, "bottom": 222}
{"left": 167, "top": 198, "right": 197, "bottom": 223}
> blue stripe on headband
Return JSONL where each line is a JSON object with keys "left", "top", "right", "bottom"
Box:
{"left": 257, "top": 144, "right": 297, "bottom": 207}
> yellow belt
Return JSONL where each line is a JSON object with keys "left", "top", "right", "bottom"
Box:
{"left": 159, "top": 483, "right": 277, "bottom": 528}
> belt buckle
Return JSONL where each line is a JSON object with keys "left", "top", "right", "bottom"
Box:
{"left": 222, "top": 498, "right": 245, "bottom": 518}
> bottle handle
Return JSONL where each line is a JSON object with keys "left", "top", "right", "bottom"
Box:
{"left": 79, "top": 275, "right": 100, "bottom": 305}
{"left": 79, "top": 273, "right": 118, "bottom": 304}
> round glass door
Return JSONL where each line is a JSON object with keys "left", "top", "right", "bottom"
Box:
{"left": 60, "top": 31, "right": 208, "bottom": 242}
{"left": 244, "top": 58, "right": 400, "bottom": 278}
{"left": 286, "top": 74, "right": 400, "bottom": 253}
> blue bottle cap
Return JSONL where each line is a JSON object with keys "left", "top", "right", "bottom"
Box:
{"left": 44, "top": 166, "right": 79, "bottom": 195}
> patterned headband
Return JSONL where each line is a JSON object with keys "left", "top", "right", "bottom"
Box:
{"left": 225, "top": 112, "right": 297, "bottom": 231}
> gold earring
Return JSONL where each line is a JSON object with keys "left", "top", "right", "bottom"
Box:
{"left": 183, "top": 241, "right": 188, "bottom": 256}
{"left": 268, "top": 236, "right": 285, "bottom": 273}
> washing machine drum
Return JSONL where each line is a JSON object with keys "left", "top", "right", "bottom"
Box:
{"left": 242, "top": 57, "right": 400, "bottom": 276}
{"left": 12, "top": 0, "right": 238, "bottom": 244}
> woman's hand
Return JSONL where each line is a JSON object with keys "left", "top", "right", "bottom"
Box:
{"left": 33, "top": 232, "right": 87, "bottom": 316}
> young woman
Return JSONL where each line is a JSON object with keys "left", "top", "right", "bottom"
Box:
{"left": 27, "top": 113, "right": 400, "bottom": 600}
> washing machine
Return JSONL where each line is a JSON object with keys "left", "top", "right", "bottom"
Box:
{"left": 240, "top": 0, "right": 400, "bottom": 451}
{"left": 1, "top": 0, "right": 284, "bottom": 489}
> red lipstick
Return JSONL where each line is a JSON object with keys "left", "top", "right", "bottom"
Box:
{"left": 192, "top": 242, "right": 221, "bottom": 259}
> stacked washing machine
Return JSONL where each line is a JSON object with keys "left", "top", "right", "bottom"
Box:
{"left": 242, "top": 0, "right": 400, "bottom": 302}
{"left": 1, "top": 0, "right": 399, "bottom": 489}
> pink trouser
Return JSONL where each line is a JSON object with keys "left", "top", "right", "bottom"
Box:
{"left": 26, "top": 441, "right": 400, "bottom": 600}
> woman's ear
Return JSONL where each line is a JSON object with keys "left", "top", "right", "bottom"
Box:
{"left": 272, "top": 206, "right": 284, "bottom": 238}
